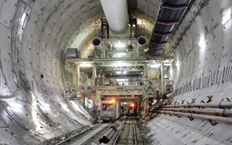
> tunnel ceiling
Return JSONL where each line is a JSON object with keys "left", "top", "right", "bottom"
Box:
{"left": 23, "top": 0, "right": 161, "bottom": 59}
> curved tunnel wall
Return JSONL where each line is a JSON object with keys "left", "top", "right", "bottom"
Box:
{"left": 0, "top": 0, "right": 104, "bottom": 144}
{"left": 146, "top": 0, "right": 232, "bottom": 144}
{"left": 0, "top": 0, "right": 232, "bottom": 145}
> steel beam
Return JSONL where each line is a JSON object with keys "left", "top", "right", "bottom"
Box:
{"left": 67, "top": 56, "right": 173, "bottom": 63}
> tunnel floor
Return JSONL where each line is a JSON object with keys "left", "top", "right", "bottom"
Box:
{"left": 57, "top": 116, "right": 147, "bottom": 145}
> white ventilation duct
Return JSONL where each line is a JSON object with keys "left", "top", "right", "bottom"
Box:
{"left": 92, "top": 37, "right": 102, "bottom": 49}
{"left": 100, "top": 0, "right": 128, "bottom": 33}
{"left": 137, "top": 36, "right": 147, "bottom": 49}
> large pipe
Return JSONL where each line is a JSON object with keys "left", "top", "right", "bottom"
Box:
{"left": 99, "top": 125, "right": 118, "bottom": 143}
{"left": 161, "top": 108, "right": 232, "bottom": 117}
{"left": 92, "top": 37, "right": 102, "bottom": 49}
{"left": 100, "top": 0, "right": 128, "bottom": 33}
{"left": 162, "top": 102, "right": 232, "bottom": 109}
{"left": 137, "top": 36, "right": 147, "bottom": 49}
{"left": 158, "top": 110, "right": 232, "bottom": 125}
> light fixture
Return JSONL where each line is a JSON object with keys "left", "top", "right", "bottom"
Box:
{"left": 122, "top": 71, "right": 127, "bottom": 74}
{"left": 114, "top": 44, "right": 126, "bottom": 48}
{"left": 116, "top": 71, "right": 121, "bottom": 74}
{"left": 117, "top": 53, "right": 126, "bottom": 58}
{"left": 151, "top": 64, "right": 161, "bottom": 68}
{"left": 111, "top": 99, "right": 115, "bottom": 103}
{"left": 222, "top": 14, "right": 231, "bottom": 25}
{"left": 114, "top": 62, "right": 128, "bottom": 66}
{"left": 117, "top": 53, "right": 126, "bottom": 56}
{"left": 114, "top": 41, "right": 126, "bottom": 48}
{"left": 79, "top": 64, "right": 92, "bottom": 67}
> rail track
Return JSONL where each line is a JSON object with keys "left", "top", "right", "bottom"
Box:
{"left": 111, "top": 116, "right": 144, "bottom": 145}
{"left": 57, "top": 116, "right": 145, "bottom": 145}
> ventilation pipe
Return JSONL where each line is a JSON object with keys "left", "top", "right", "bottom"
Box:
{"left": 92, "top": 37, "right": 102, "bottom": 49}
{"left": 137, "top": 36, "right": 147, "bottom": 49}
{"left": 100, "top": 0, "right": 128, "bottom": 33}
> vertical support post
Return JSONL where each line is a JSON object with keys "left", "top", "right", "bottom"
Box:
{"left": 107, "top": 24, "right": 109, "bottom": 38}
{"left": 144, "top": 63, "right": 148, "bottom": 86}
{"left": 150, "top": 64, "right": 152, "bottom": 80}
{"left": 102, "top": 41, "right": 105, "bottom": 58}
{"left": 134, "top": 43, "right": 139, "bottom": 57}
{"left": 161, "top": 62, "right": 164, "bottom": 95}
{"left": 92, "top": 63, "right": 96, "bottom": 86}
{"left": 76, "top": 64, "right": 80, "bottom": 89}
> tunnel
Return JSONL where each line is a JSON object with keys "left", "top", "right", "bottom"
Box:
{"left": 0, "top": 0, "right": 232, "bottom": 145}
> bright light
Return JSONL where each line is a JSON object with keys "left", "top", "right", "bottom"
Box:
{"left": 111, "top": 99, "right": 115, "bottom": 103}
{"left": 118, "top": 53, "right": 126, "bottom": 55}
{"left": 222, "top": 14, "right": 231, "bottom": 25}
{"left": 116, "top": 71, "right": 121, "bottom": 74}
{"left": 79, "top": 64, "right": 92, "bottom": 67}
{"left": 116, "top": 71, "right": 126, "bottom": 74}
{"left": 114, "top": 62, "right": 129, "bottom": 66}
{"left": 114, "top": 44, "right": 126, "bottom": 48}
{"left": 152, "top": 100, "right": 157, "bottom": 105}
{"left": 117, "top": 53, "right": 126, "bottom": 57}
{"left": 151, "top": 64, "right": 161, "bottom": 68}
{"left": 61, "top": 104, "right": 67, "bottom": 108}
{"left": 39, "top": 101, "right": 50, "bottom": 108}
{"left": 176, "top": 61, "right": 180, "bottom": 68}
{"left": 170, "top": 68, "right": 173, "bottom": 77}
{"left": 198, "top": 36, "right": 206, "bottom": 50}
{"left": 164, "top": 63, "right": 171, "bottom": 66}
{"left": 114, "top": 41, "right": 126, "bottom": 48}
{"left": 124, "top": 102, "right": 127, "bottom": 105}
{"left": 70, "top": 101, "right": 91, "bottom": 119}
{"left": 61, "top": 103, "right": 70, "bottom": 112}
{"left": 131, "top": 103, "right": 134, "bottom": 107}
{"left": 9, "top": 103, "right": 23, "bottom": 109}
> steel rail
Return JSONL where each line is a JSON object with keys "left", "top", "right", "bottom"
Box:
{"left": 133, "top": 118, "right": 137, "bottom": 145}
